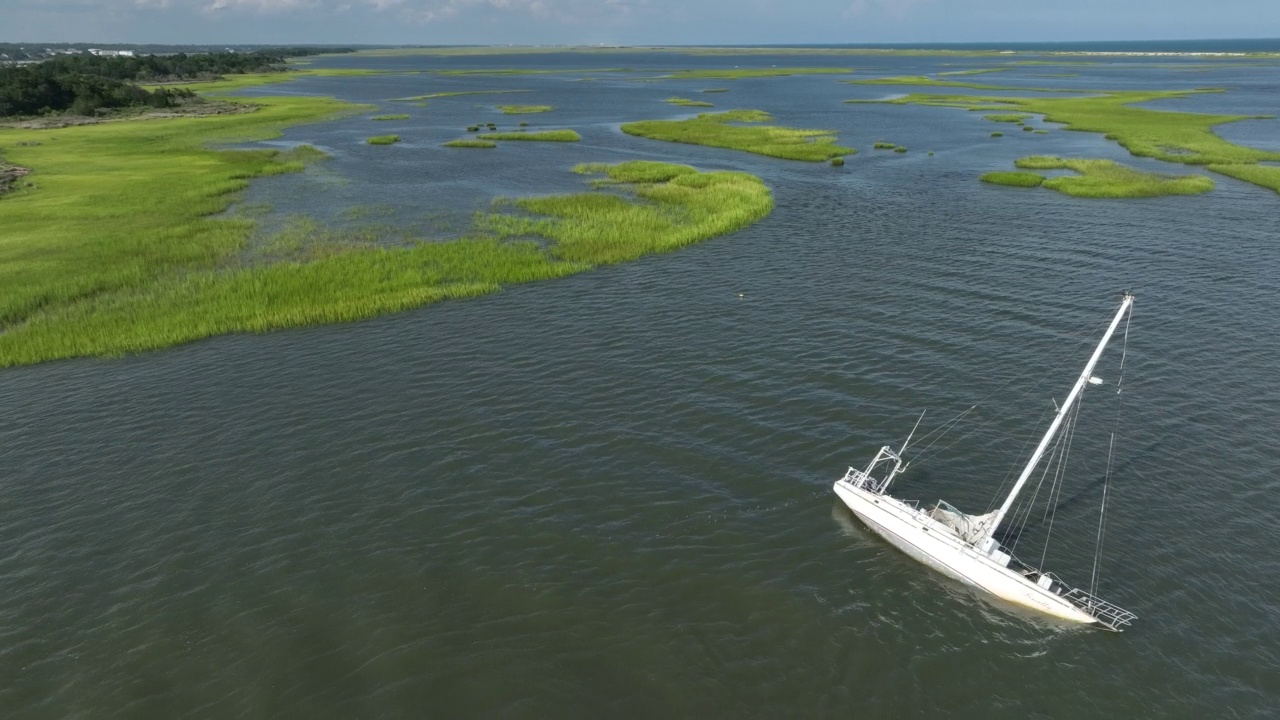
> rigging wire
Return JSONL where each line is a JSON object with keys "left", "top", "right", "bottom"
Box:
{"left": 1009, "top": 420, "right": 1066, "bottom": 554}
{"left": 909, "top": 314, "right": 1113, "bottom": 470}
{"left": 1091, "top": 305, "right": 1132, "bottom": 594}
{"left": 984, "top": 404, "right": 1052, "bottom": 515}
{"left": 905, "top": 405, "right": 976, "bottom": 460}
{"left": 1039, "top": 394, "right": 1082, "bottom": 570}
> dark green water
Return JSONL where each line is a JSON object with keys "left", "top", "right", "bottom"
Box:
{"left": 2, "top": 51, "right": 1279, "bottom": 718}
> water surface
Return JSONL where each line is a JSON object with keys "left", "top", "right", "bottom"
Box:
{"left": 2, "top": 49, "right": 1278, "bottom": 718}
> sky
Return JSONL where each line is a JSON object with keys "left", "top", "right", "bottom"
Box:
{"left": 4, "top": 0, "right": 1280, "bottom": 46}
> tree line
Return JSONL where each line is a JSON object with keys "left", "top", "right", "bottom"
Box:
{"left": 0, "top": 48, "right": 351, "bottom": 118}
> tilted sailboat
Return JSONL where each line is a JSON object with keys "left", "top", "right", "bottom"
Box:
{"left": 833, "top": 293, "right": 1137, "bottom": 631}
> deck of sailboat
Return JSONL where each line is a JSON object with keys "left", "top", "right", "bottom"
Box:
{"left": 836, "top": 470, "right": 1137, "bottom": 631}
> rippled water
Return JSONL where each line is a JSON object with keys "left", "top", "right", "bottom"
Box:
{"left": 2, "top": 51, "right": 1279, "bottom": 718}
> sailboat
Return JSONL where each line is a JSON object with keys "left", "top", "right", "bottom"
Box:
{"left": 833, "top": 293, "right": 1137, "bottom": 631}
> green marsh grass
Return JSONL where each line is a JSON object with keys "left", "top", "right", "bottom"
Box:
{"left": 702, "top": 88, "right": 730, "bottom": 93}
{"left": 485, "top": 160, "right": 774, "bottom": 265}
{"left": 830, "top": 157, "right": 844, "bottom": 166}
{"left": 1011, "top": 156, "right": 1215, "bottom": 197}
{"left": 937, "top": 68, "right": 1011, "bottom": 76}
{"left": 431, "top": 68, "right": 627, "bottom": 76}
{"left": 1205, "top": 163, "right": 1280, "bottom": 194}
{"left": 0, "top": 159, "right": 771, "bottom": 366}
{"left": 371, "top": 114, "right": 410, "bottom": 121}
{"left": 868, "top": 87, "right": 1280, "bottom": 198}
{"left": 621, "top": 110, "right": 853, "bottom": 162}
{"left": 984, "top": 114, "right": 1031, "bottom": 123}
{"left": 0, "top": 82, "right": 369, "bottom": 364}
{"left": 665, "top": 97, "right": 715, "bottom": 107}
{"left": 476, "top": 130, "right": 580, "bottom": 142}
{"left": 980, "top": 171, "right": 1044, "bottom": 187}
{"left": 497, "top": 105, "right": 553, "bottom": 114}
{"left": 845, "top": 75, "right": 1075, "bottom": 92}
{"left": 367, "top": 135, "right": 401, "bottom": 145}
{"left": 444, "top": 139, "right": 497, "bottom": 148}
{"left": 392, "top": 90, "right": 532, "bottom": 102}
{"left": 659, "top": 68, "right": 854, "bottom": 80}
{"left": 991, "top": 131, "right": 1004, "bottom": 137}
{"left": 894, "top": 146, "right": 908, "bottom": 153}
{"left": 870, "top": 89, "right": 1280, "bottom": 164}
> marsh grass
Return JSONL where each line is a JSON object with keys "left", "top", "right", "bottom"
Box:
{"left": 846, "top": 75, "right": 1076, "bottom": 92}
{"left": 665, "top": 97, "right": 715, "bottom": 107}
{"left": 367, "top": 135, "right": 401, "bottom": 145}
{"left": 938, "top": 68, "right": 1011, "bottom": 76}
{"left": 432, "top": 68, "right": 627, "bottom": 76}
{"left": 476, "top": 130, "right": 580, "bottom": 142}
{"left": 980, "top": 171, "right": 1044, "bottom": 187}
{"left": 392, "top": 90, "right": 532, "bottom": 102}
{"left": 371, "top": 114, "right": 410, "bottom": 121}
{"left": 984, "top": 113, "right": 1031, "bottom": 123}
{"left": 894, "top": 146, "right": 908, "bottom": 153}
{"left": 0, "top": 159, "right": 771, "bottom": 366}
{"left": 0, "top": 83, "right": 369, "bottom": 364}
{"left": 870, "top": 89, "right": 1280, "bottom": 166}
{"left": 498, "top": 105, "right": 553, "bottom": 114}
{"left": 621, "top": 110, "right": 853, "bottom": 162}
{"left": 1011, "top": 156, "right": 1215, "bottom": 197}
{"left": 444, "top": 139, "right": 497, "bottom": 148}
{"left": 1206, "top": 163, "right": 1280, "bottom": 194}
{"left": 659, "top": 68, "right": 854, "bottom": 80}
{"left": 991, "top": 131, "right": 1004, "bottom": 137}
{"left": 482, "top": 160, "right": 774, "bottom": 265}
{"left": 702, "top": 88, "right": 730, "bottom": 93}
{"left": 873, "top": 141, "right": 896, "bottom": 149}
{"left": 830, "top": 157, "right": 844, "bottom": 166}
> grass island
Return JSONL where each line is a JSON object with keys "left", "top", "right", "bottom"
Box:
{"left": 621, "top": 110, "right": 854, "bottom": 162}
{"left": 444, "top": 139, "right": 498, "bottom": 148}
{"left": 497, "top": 105, "right": 553, "bottom": 114}
{"left": 665, "top": 97, "right": 715, "bottom": 107}
{"left": 475, "top": 130, "right": 580, "bottom": 142}
{"left": 982, "top": 156, "right": 1215, "bottom": 197}
{"left": 858, "top": 86, "right": 1280, "bottom": 196}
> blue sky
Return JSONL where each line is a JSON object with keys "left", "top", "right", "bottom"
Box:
{"left": 5, "top": 0, "right": 1280, "bottom": 46}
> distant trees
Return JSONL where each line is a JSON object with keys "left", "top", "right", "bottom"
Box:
{"left": 33, "top": 50, "right": 295, "bottom": 83}
{"left": 0, "top": 66, "right": 196, "bottom": 117}
{"left": 0, "top": 49, "right": 346, "bottom": 118}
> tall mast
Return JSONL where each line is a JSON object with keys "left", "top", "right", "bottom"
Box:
{"left": 977, "top": 293, "right": 1134, "bottom": 548}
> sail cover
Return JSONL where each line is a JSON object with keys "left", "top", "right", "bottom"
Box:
{"left": 930, "top": 501, "right": 998, "bottom": 544}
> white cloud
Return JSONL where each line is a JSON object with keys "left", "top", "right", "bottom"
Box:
{"left": 113, "top": 0, "right": 653, "bottom": 25}
{"left": 203, "top": 0, "right": 316, "bottom": 12}
{"left": 845, "top": 0, "right": 936, "bottom": 21}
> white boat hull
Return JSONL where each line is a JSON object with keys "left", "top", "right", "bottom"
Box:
{"left": 833, "top": 479, "right": 1099, "bottom": 626}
